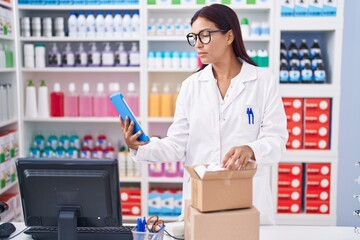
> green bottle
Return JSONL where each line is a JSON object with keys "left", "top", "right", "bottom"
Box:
{"left": 69, "top": 133, "right": 80, "bottom": 150}
{"left": 56, "top": 142, "right": 66, "bottom": 158}
{"left": 48, "top": 132, "right": 58, "bottom": 150}
{"left": 29, "top": 142, "right": 41, "bottom": 158}
{"left": 42, "top": 142, "right": 56, "bottom": 158}
{"left": 34, "top": 132, "right": 45, "bottom": 151}
{"left": 59, "top": 132, "right": 70, "bottom": 150}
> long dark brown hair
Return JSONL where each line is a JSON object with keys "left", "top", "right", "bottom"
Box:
{"left": 190, "top": 4, "right": 257, "bottom": 71}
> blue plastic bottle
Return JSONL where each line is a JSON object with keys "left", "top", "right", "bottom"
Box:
{"left": 314, "top": 63, "right": 326, "bottom": 83}
{"left": 280, "top": 62, "right": 289, "bottom": 83}
{"left": 301, "top": 63, "right": 313, "bottom": 83}
{"left": 289, "top": 64, "right": 301, "bottom": 83}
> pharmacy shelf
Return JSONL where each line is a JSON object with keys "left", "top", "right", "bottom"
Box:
{"left": 17, "top": 4, "right": 140, "bottom": 11}
{"left": 0, "top": 35, "right": 14, "bottom": 41}
{"left": 147, "top": 35, "right": 270, "bottom": 42}
{"left": 0, "top": 68, "right": 15, "bottom": 73}
{"left": 148, "top": 177, "right": 183, "bottom": 183}
{"left": 279, "top": 17, "right": 342, "bottom": 31}
{"left": 120, "top": 177, "right": 142, "bottom": 183}
{"left": 282, "top": 151, "right": 337, "bottom": 162}
{"left": 146, "top": 4, "right": 271, "bottom": 11}
{"left": 21, "top": 67, "right": 141, "bottom": 73}
{"left": 23, "top": 117, "right": 123, "bottom": 123}
{"left": 0, "top": 0, "right": 12, "bottom": 9}
{"left": 148, "top": 117, "right": 174, "bottom": 123}
{"left": 279, "top": 85, "right": 339, "bottom": 97}
{"left": 0, "top": 118, "right": 17, "bottom": 129}
{"left": 275, "top": 214, "right": 336, "bottom": 226}
{"left": 147, "top": 68, "right": 195, "bottom": 73}
{"left": 0, "top": 180, "right": 18, "bottom": 196}
{"left": 19, "top": 36, "right": 141, "bottom": 42}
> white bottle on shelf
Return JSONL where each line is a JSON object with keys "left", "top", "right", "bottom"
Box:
{"left": 75, "top": 43, "right": 88, "bottom": 67}
{"left": 156, "top": 18, "right": 165, "bottom": 36}
{"left": 129, "top": 42, "right": 140, "bottom": 66}
{"left": 63, "top": 43, "right": 75, "bottom": 67}
{"left": 104, "top": 11, "right": 114, "bottom": 38}
{"left": 174, "top": 18, "right": 183, "bottom": 36}
{"left": 113, "top": 11, "right": 123, "bottom": 37}
{"left": 122, "top": 11, "right": 131, "bottom": 38}
{"left": 95, "top": 11, "right": 105, "bottom": 38}
{"left": 37, "top": 80, "right": 50, "bottom": 118}
{"left": 115, "top": 42, "right": 128, "bottom": 67}
{"left": 147, "top": 51, "right": 155, "bottom": 68}
{"left": 131, "top": 10, "right": 140, "bottom": 37}
{"left": 68, "top": 12, "right": 77, "bottom": 37}
{"left": 102, "top": 42, "right": 114, "bottom": 67}
{"left": 48, "top": 43, "right": 62, "bottom": 67}
{"left": 86, "top": 11, "right": 96, "bottom": 38}
{"left": 77, "top": 11, "right": 86, "bottom": 38}
{"left": 172, "top": 51, "right": 180, "bottom": 69}
{"left": 147, "top": 18, "right": 156, "bottom": 36}
{"left": 24, "top": 43, "right": 35, "bottom": 69}
{"left": 88, "top": 43, "right": 101, "bottom": 66}
{"left": 165, "top": 18, "right": 175, "bottom": 36}
{"left": 25, "top": 80, "right": 38, "bottom": 118}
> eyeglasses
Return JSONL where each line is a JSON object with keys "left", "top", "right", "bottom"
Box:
{"left": 186, "top": 29, "right": 228, "bottom": 47}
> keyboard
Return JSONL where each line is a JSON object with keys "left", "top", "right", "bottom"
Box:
{"left": 24, "top": 226, "right": 134, "bottom": 240}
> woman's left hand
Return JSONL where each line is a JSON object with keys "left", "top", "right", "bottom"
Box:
{"left": 221, "top": 145, "right": 255, "bottom": 170}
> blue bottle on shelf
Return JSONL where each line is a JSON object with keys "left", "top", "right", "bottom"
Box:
{"left": 289, "top": 64, "right": 301, "bottom": 83}
{"left": 31, "top": 0, "right": 46, "bottom": 5}
{"left": 18, "top": 0, "right": 32, "bottom": 5}
{"left": 46, "top": 0, "right": 59, "bottom": 5}
{"left": 73, "top": 0, "right": 86, "bottom": 4}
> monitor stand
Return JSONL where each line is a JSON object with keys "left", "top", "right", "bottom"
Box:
{"left": 58, "top": 210, "right": 78, "bottom": 240}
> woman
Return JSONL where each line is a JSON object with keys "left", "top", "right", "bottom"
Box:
{"left": 120, "top": 4, "right": 288, "bottom": 225}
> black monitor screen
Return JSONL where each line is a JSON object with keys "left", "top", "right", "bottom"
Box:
{"left": 16, "top": 158, "right": 122, "bottom": 230}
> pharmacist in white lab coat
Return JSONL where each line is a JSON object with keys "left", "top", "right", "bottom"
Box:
{"left": 119, "top": 4, "right": 288, "bottom": 225}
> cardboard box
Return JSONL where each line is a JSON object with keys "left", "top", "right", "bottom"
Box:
{"left": 185, "top": 162, "right": 256, "bottom": 212}
{"left": 185, "top": 205, "right": 259, "bottom": 240}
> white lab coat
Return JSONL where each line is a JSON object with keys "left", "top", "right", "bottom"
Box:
{"left": 132, "top": 61, "right": 288, "bottom": 225}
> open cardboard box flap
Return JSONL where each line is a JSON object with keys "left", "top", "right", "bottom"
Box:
{"left": 185, "top": 161, "right": 257, "bottom": 180}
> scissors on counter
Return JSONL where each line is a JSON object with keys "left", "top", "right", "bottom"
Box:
{"left": 146, "top": 215, "right": 165, "bottom": 233}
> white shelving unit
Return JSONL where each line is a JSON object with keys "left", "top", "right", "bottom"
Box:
{"left": 272, "top": 2, "right": 344, "bottom": 226}
{"left": 0, "top": 0, "right": 21, "bottom": 222}
{"left": 13, "top": 1, "right": 344, "bottom": 225}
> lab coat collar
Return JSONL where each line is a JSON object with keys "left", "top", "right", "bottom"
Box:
{"left": 197, "top": 60, "right": 258, "bottom": 83}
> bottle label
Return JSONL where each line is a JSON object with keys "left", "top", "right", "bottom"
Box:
{"left": 289, "top": 70, "right": 300, "bottom": 82}
{"left": 280, "top": 70, "right": 289, "bottom": 82}
{"left": 314, "top": 70, "right": 326, "bottom": 82}
{"left": 301, "top": 69, "right": 313, "bottom": 81}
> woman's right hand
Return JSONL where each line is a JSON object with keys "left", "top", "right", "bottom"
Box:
{"left": 119, "top": 116, "right": 148, "bottom": 150}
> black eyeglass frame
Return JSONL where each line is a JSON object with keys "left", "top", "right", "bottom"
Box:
{"left": 186, "top": 29, "right": 228, "bottom": 47}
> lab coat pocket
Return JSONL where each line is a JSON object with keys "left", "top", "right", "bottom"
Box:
{"left": 240, "top": 105, "right": 260, "bottom": 132}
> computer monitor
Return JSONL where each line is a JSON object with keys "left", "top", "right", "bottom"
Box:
{"left": 16, "top": 158, "right": 122, "bottom": 240}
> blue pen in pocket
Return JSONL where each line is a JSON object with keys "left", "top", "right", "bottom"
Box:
{"left": 246, "top": 107, "right": 255, "bottom": 124}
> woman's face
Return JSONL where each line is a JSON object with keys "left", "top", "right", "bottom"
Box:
{"left": 190, "top": 17, "right": 230, "bottom": 65}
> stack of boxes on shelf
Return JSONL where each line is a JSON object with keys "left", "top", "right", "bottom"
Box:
{"left": 148, "top": 161, "right": 184, "bottom": 178}
{"left": 277, "top": 163, "right": 303, "bottom": 214}
{"left": 0, "top": 129, "right": 20, "bottom": 221}
{"left": 0, "top": 130, "right": 18, "bottom": 189}
{"left": 184, "top": 162, "right": 258, "bottom": 240}
{"left": 304, "top": 98, "right": 331, "bottom": 150}
{"left": 148, "top": 188, "right": 182, "bottom": 217}
{"left": 305, "top": 163, "right": 331, "bottom": 214}
{"left": 121, "top": 187, "right": 141, "bottom": 217}
{"left": 281, "top": 0, "right": 338, "bottom": 17}
{"left": 283, "top": 97, "right": 331, "bottom": 150}
{"left": 118, "top": 145, "right": 141, "bottom": 178}
{"left": 277, "top": 163, "right": 331, "bottom": 214}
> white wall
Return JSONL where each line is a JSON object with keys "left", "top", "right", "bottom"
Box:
{"left": 337, "top": 0, "right": 360, "bottom": 226}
